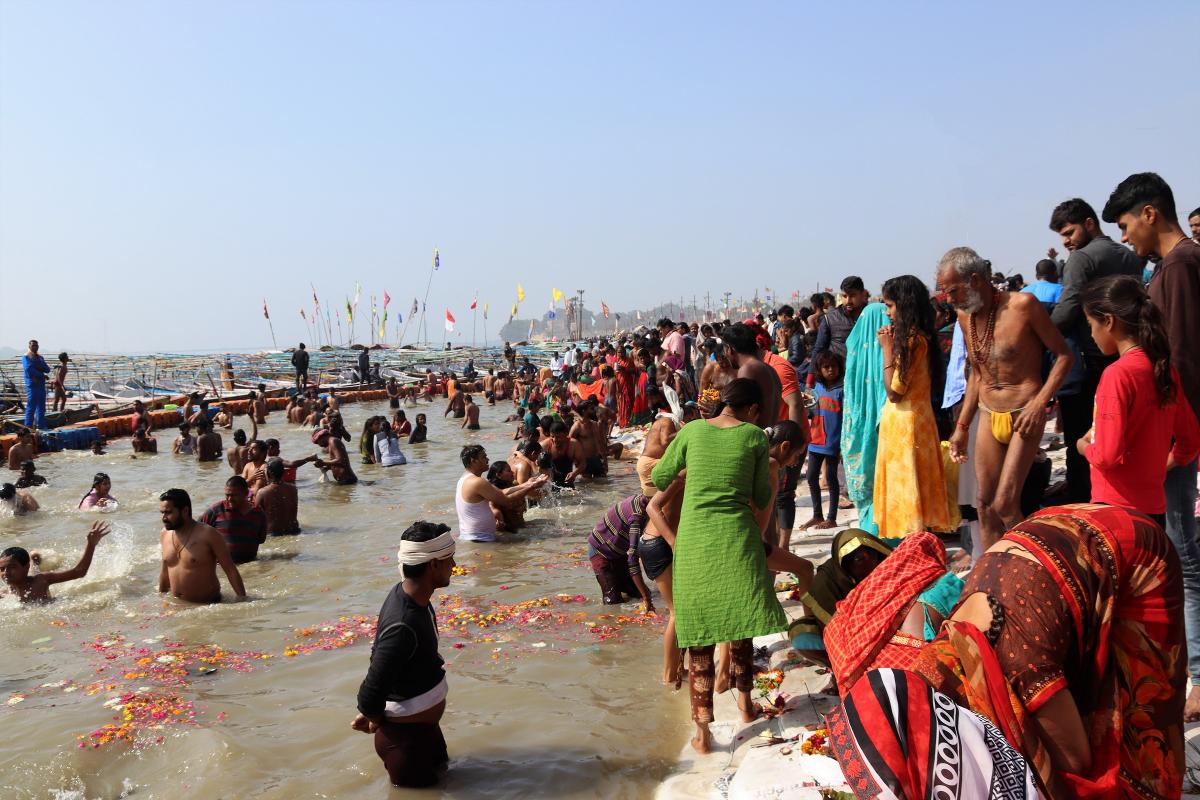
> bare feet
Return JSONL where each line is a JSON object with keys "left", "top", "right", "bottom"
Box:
{"left": 812, "top": 520, "right": 837, "bottom": 530}
{"left": 736, "top": 691, "right": 762, "bottom": 723}
{"left": 691, "top": 723, "right": 713, "bottom": 754}
{"left": 1185, "top": 685, "right": 1200, "bottom": 723}
{"left": 798, "top": 517, "right": 823, "bottom": 531}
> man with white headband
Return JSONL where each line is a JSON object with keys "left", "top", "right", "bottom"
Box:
{"left": 352, "top": 521, "right": 456, "bottom": 787}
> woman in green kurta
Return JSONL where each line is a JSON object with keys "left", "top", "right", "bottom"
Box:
{"left": 651, "top": 377, "right": 788, "bottom": 753}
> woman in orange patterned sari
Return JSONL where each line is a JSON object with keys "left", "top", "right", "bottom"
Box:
{"left": 914, "top": 504, "right": 1185, "bottom": 799}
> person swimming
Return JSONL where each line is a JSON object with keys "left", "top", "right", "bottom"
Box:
{"left": 1, "top": 522, "right": 110, "bottom": 603}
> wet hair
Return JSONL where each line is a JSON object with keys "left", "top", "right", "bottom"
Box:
{"left": 720, "top": 377, "right": 762, "bottom": 410}
{"left": 265, "top": 458, "right": 285, "bottom": 481}
{"left": 813, "top": 350, "right": 845, "bottom": 383}
{"left": 486, "top": 461, "right": 512, "bottom": 485}
{"left": 225, "top": 475, "right": 250, "bottom": 492}
{"left": 1035, "top": 259, "right": 1059, "bottom": 281}
{"left": 1082, "top": 275, "right": 1175, "bottom": 406}
{"left": 400, "top": 521, "right": 452, "bottom": 579}
{"left": 0, "top": 484, "right": 15, "bottom": 501}
{"left": 460, "top": 444, "right": 486, "bottom": 467}
{"left": 159, "top": 488, "right": 192, "bottom": 514}
{"left": 233, "top": 429, "right": 247, "bottom": 445}
{"left": 767, "top": 420, "right": 805, "bottom": 448}
{"left": 520, "top": 439, "right": 542, "bottom": 457}
{"left": 722, "top": 323, "right": 760, "bottom": 356}
{"left": 882, "top": 275, "right": 941, "bottom": 391}
{"left": 536, "top": 452, "right": 553, "bottom": 469}
{"left": 1102, "top": 172, "right": 1177, "bottom": 224}
{"left": 840, "top": 275, "right": 865, "bottom": 294}
{"left": 1049, "top": 198, "right": 1099, "bottom": 232}
{"left": 1, "top": 545, "right": 30, "bottom": 566}
{"left": 79, "top": 472, "right": 110, "bottom": 508}
{"left": 20, "top": 460, "right": 35, "bottom": 473}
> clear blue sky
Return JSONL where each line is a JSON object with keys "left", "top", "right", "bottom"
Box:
{"left": 2, "top": 1, "right": 1197, "bottom": 352}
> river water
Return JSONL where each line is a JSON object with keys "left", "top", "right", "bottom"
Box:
{"left": 0, "top": 399, "right": 689, "bottom": 799}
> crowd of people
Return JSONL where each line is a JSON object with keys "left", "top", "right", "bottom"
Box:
{"left": 5, "top": 172, "right": 1200, "bottom": 796}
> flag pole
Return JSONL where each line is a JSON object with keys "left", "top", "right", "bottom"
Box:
{"left": 472, "top": 291, "right": 477, "bottom": 349}
{"left": 419, "top": 247, "right": 438, "bottom": 345}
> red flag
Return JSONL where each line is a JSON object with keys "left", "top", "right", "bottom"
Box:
{"left": 383, "top": 291, "right": 391, "bottom": 308}
{"left": 601, "top": 301, "right": 610, "bottom": 319}
{"left": 445, "top": 309, "right": 456, "bottom": 332}
{"left": 470, "top": 296, "right": 477, "bottom": 310}
{"left": 263, "top": 299, "right": 270, "bottom": 319}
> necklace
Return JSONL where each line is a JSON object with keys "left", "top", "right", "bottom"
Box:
{"left": 968, "top": 290, "right": 1000, "bottom": 371}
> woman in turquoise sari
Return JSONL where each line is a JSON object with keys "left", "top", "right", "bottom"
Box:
{"left": 842, "top": 303, "right": 889, "bottom": 535}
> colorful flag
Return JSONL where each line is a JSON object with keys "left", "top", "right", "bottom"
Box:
{"left": 433, "top": 248, "right": 440, "bottom": 271}
{"left": 527, "top": 319, "right": 535, "bottom": 339}
{"left": 445, "top": 309, "right": 456, "bottom": 332}
{"left": 470, "top": 296, "right": 477, "bottom": 310}
{"left": 383, "top": 291, "right": 391, "bottom": 308}
{"left": 516, "top": 284, "right": 525, "bottom": 303}
{"left": 601, "top": 301, "right": 610, "bottom": 319}
{"left": 346, "top": 298, "right": 353, "bottom": 324}
{"left": 311, "top": 284, "right": 321, "bottom": 310}
{"left": 483, "top": 303, "right": 488, "bottom": 319}
{"left": 379, "top": 310, "right": 387, "bottom": 339}
{"left": 510, "top": 303, "right": 518, "bottom": 318}
{"left": 547, "top": 301, "right": 557, "bottom": 321}
{"left": 262, "top": 299, "right": 270, "bottom": 319}
{"left": 552, "top": 287, "right": 563, "bottom": 303}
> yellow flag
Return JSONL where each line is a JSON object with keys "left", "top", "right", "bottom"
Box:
{"left": 517, "top": 284, "right": 525, "bottom": 303}
{"left": 552, "top": 287, "right": 563, "bottom": 303}
{"left": 511, "top": 303, "right": 518, "bottom": 318}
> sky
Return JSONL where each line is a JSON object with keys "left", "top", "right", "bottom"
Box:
{"left": 1, "top": 1, "right": 1197, "bottom": 353}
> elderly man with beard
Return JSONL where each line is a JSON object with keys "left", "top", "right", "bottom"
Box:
{"left": 938, "top": 247, "right": 1073, "bottom": 550}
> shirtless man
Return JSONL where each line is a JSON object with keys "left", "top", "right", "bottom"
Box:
{"left": 7, "top": 432, "right": 35, "bottom": 470}
{"left": 131, "top": 424, "right": 158, "bottom": 454}
{"left": 131, "top": 400, "right": 151, "bottom": 435}
{"left": 509, "top": 439, "right": 543, "bottom": 487}
{"left": 570, "top": 400, "right": 607, "bottom": 478}
{"left": 51, "top": 353, "right": 70, "bottom": 413}
{"left": 1, "top": 483, "right": 38, "bottom": 515}
{"left": 240, "top": 440, "right": 269, "bottom": 492}
{"left": 195, "top": 418, "right": 223, "bottom": 462}
{"left": 937, "top": 246, "right": 1073, "bottom": 549}
{"left": 250, "top": 390, "right": 268, "bottom": 424}
{"left": 637, "top": 414, "right": 681, "bottom": 496}
{"left": 157, "top": 488, "right": 247, "bottom": 604}
{"left": 456, "top": 445, "right": 549, "bottom": 542}
{"left": 698, "top": 342, "right": 737, "bottom": 411}
{"left": 546, "top": 422, "right": 586, "bottom": 488}
{"left": 482, "top": 369, "right": 496, "bottom": 404}
{"left": 187, "top": 398, "right": 211, "bottom": 426}
{"left": 444, "top": 391, "right": 465, "bottom": 419}
{"left": 1, "top": 522, "right": 109, "bottom": 603}
{"left": 226, "top": 416, "right": 257, "bottom": 473}
{"left": 461, "top": 395, "right": 480, "bottom": 430}
{"left": 313, "top": 428, "right": 358, "bottom": 484}
{"left": 253, "top": 459, "right": 300, "bottom": 535}
{"left": 721, "top": 324, "right": 782, "bottom": 427}
{"left": 286, "top": 396, "right": 305, "bottom": 424}
{"left": 214, "top": 406, "right": 233, "bottom": 429}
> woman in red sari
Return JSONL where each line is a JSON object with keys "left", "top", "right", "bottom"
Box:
{"left": 913, "top": 504, "right": 1185, "bottom": 799}
{"left": 614, "top": 347, "right": 637, "bottom": 428}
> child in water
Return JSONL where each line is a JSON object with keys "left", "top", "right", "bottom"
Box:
{"left": 408, "top": 413, "right": 428, "bottom": 444}
{"left": 0, "top": 522, "right": 110, "bottom": 603}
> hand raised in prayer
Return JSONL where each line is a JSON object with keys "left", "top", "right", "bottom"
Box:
{"left": 1013, "top": 403, "right": 1047, "bottom": 438}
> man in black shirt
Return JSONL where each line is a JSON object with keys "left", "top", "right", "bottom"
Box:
{"left": 291, "top": 343, "right": 309, "bottom": 391}
{"left": 353, "top": 521, "right": 456, "bottom": 787}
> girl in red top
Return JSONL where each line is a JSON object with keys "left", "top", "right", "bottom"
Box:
{"left": 1080, "top": 275, "right": 1200, "bottom": 519}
